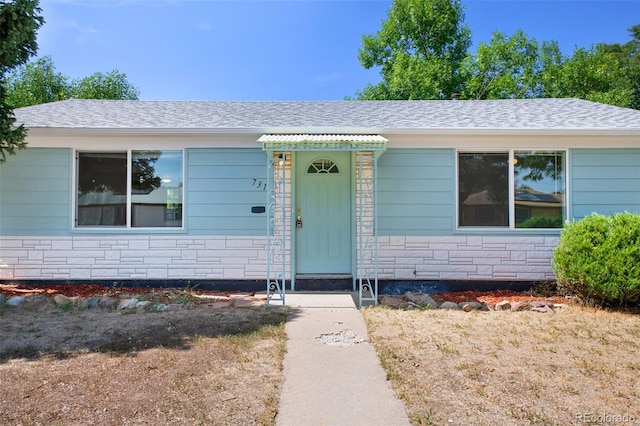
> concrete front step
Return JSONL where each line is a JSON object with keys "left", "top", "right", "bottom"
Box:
{"left": 294, "top": 274, "right": 353, "bottom": 291}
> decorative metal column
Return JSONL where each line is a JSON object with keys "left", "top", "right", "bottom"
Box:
{"left": 266, "top": 152, "right": 286, "bottom": 305}
{"left": 357, "top": 150, "right": 379, "bottom": 307}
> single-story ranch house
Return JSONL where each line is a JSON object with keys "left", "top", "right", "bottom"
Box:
{"left": 1, "top": 98, "right": 639, "bottom": 305}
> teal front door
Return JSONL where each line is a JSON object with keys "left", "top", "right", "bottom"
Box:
{"left": 295, "top": 152, "right": 352, "bottom": 274}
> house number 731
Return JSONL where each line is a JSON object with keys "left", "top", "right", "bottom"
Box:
{"left": 252, "top": 179, "right": 266, "bottom": 191}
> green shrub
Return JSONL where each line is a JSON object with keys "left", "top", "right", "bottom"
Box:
{"left": 552, "top": 212, "right": 640, "bottom": 306}
{"left": 517, "top": 215, "right": 563, "bottom": 228}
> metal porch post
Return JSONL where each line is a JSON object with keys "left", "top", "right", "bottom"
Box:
{"left": 266, "top": 152, "right": 286, "bottom": 305}
{"left": 357, "top": 150, "right": 379, "bottom": 308}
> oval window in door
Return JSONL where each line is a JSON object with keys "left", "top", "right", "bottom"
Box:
{"left": 307, "top": 158, "right": 340, "bottom": 174}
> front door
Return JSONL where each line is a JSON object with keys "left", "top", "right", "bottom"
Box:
{"left": 295, "top": 152, "right": 352, "bottom": 274}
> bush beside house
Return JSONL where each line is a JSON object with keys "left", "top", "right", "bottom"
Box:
{"left": 553, "top": 212, "right": 640, "bottom": 306}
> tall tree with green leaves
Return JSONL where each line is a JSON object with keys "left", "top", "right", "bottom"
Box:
{"left": 355, "top": 0, "right": 471, "bottom": 100}
{"left": 4, "top": 55, "right": 69, "bottom": 107}
{"left": 461, "top": 30, "right": 541, "bottom": 100}
{"left": 597, "top": 25, "right": 640, "bottom": 109}
{"left": 553, "top": 46, "right": 634, "bottom": 108}
{"left": 0, "top": 0, "right": 43, "bottom": 163}
{"left": 72, "top": 69, "right": 139, "bottom": 100}
{"left": 460, "top": 26, "right": 638, "bottom": 109}
{"left": 5, "top": 56, "right": 140, "bottom": 108}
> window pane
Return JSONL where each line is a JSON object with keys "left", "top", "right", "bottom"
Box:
{"left": 307, "top": 159, "right": 340, "bottom": 174}
{"left": 77, "top": 152, "right": 127, "bottom": 226}
{"left": 458, "top": 153, "right": 509, "bottom": 227}
{"left": 131, "top": 150, "right": 183, "bottom": 227}
{"left": 514, "top": 151, "right": 565, "bottom": 228}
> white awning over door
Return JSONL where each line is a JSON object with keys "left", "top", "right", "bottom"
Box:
{"left": 259, "top": 134, "right": 387, "bottom": 153}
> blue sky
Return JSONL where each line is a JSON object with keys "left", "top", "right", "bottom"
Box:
{"left": 36, "top": 0, "right": 639, "bottom": 101}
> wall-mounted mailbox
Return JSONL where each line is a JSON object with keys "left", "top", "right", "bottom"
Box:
{"left": 251, "top": 206, "right": 266, "bottom": 214}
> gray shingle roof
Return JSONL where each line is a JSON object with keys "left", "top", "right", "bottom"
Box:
{"left": 13, "top": 98, "right": 640, "bottom": 133}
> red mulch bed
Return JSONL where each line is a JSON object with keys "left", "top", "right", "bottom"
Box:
{"left": 0, "top": 283, "right": 165, "bottom": 298}
{"left": 0, "top": 283, "right": 237, "bottom": 300}
{"left": 432, "top": 290, "right": 569, "bottom": 306}
{"left": 2, "top": 283, "right": 569, "bottom": 306}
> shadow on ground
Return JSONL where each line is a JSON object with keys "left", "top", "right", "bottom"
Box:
{"left": 0, "top": 304, "right": 292, "bottom": 362}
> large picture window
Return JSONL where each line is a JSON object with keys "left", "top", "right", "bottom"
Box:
{"left": 77, "top": 150, "right": 183, "bottom": 228}
{"left": 458, "top": 150, "right": 565, "bottom": 229}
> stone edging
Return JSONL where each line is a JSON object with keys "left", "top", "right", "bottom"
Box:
{"left": 379, "top": 292, "right": 568, "bottom": 313}
{"left": 0, "top": 292, "right": 266, "bottom": 312}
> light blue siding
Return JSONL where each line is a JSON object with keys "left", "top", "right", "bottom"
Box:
{"left": 378, "top": 149, "right": 455, "bottom": 235}
{"left": 571, "top": 148, "right": 640, "bottom": 219}
{"left": 0, "top": 148, "right": 71, "bottom": 235}
{"left": 3, "top": 146, "right": 637, "bottom": 239}
{"left": 186, "top": 148, "right": 268, "bottom": 235}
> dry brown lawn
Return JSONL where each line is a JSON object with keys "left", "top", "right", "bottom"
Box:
{"left": 3, "top": 286, "right": 640, "bottom": 426}
{"left": 362, "top": 305, "right": 640, "bottom": 426}
{"left": 0, "top": 301, "right": 288, "bottom": 425}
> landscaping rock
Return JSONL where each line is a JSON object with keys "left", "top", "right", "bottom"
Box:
{"left": 79, "top": 297, "right": 100, "bottom": 309}
{"left": 530, "top": 301, "right": 551, "bottom": 309}
{"left": 531, "top": 304, "right": 554, "bottom": 313}
{"left": 495, "top": 300, "right": 511, "bottom": 311}
{"left": 379, "top": 295, "right": 406, "bottom": 308}
{"left": 25, "top": 294, "right": 47, "bottom": 304}
{"left": 439, "top": 301, "right": 459, "bottom": 310}
{"left": 117, "top": 298, "right": 139, "bottom": 310}
{"left": 164, "top": 304, "right": 182, "bottom": 311}
{"left": 53, "top": 294, "right": 73, "bottom": 306}
{"left": 98, "top": 295, "right": 117, "bottom": 308}
{"left": 405, "top": 292, "right": 439, "bottom": 309}
{"left": 136, "top": 300, "right": 151, "bottom": 311}
{"left": 510, "top": 301, "right": 527, "bottom": 312}
{"left": 458, "top": 301, "right": 483, "bottom": 312}
{"left": 151, "top": 303, "right": 169, "bottom": 311}
{"left": 7, "top": 296, "right": 26, "bottom": 307}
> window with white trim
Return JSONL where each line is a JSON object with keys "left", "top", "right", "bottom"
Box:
{"left": 76, "top": 150, "right": 183, "bottom": 228}
{"left": 458, "top": 150, "right": 565, "bottom": 229}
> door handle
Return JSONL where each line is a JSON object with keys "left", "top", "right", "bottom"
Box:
{"left": 296, "top": 216, "right": 303, "bottom": 228}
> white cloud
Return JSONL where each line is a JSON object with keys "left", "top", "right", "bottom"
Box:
{"left": 197, "top": 22, "right": 214, "bottom": 32}
{"left": 65, "top": 18, "right": 101, "bottom": 44}
{"left": 313, "top": 72, "right": 345, "bottom": 84}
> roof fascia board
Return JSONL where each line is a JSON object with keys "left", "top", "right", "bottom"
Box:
{"left": 387, "top": 133, "right": 640, "bottom": 149}
{"left": 24, "top": 126, "right": 640, "bottom": 138}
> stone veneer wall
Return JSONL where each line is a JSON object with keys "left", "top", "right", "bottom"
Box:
{"left": 377, "top": 236, "right": 559, "bottom": 281}
{"left": 0, "top": 235, "right": 558, "bottom": 282}
{"left": 0, "top": 236, "right": 269, "bottom": 281}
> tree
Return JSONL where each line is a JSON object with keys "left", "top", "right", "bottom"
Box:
{"left": 553, "top": 46, "right": 634, "bottom": 108}
{"left": 460, "top": 26, "right": 638, "bottom": 109}
{"left": 5, "top": 55, "right": 69, "bottom": 107}
{"left": 5, "top": 56, "right": 140, "bottom": 108}
{"left": 597, "top": 25, "right": 640, "bottom": 109}
{"left": 72, "top": 69, "right": 139, "bottom": 100}
{"left": 355, "top": 0, "right": 471, "bottom": 100}
{"left": 0, "top": 0, "right": 43, "bottom": 163}
{"left": 461, "top": 30, "right": 542, "bottom": 100}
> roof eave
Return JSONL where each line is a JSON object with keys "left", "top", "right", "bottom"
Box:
{"left": 22, "top": 126, "right": 640, "bottom": 137}
{"left": 22, "top": 127, "right": 640, "bottom": 138}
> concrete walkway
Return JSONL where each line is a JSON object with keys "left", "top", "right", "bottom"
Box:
{"left": 276, "top": 293, "right": 411, "bottom": 426}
